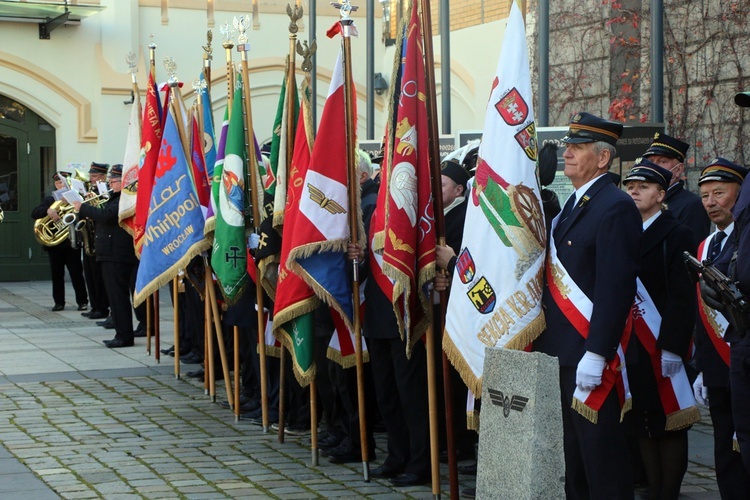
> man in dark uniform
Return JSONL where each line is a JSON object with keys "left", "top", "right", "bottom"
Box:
{"left": 692, "top": 157, "right": 750, "bottom": 497}
{"left": 641, "top": 133, "right": 710, "bottom": 251}
{"left": 31, "top": 171, "right": 88, "bottom": 311}
{"left": 533, "top": 112, "right": 641, "bottom": 499}
{"left": 727, "top": 90, "right": 750, "bottom": 474}
{"left": 74, "top": 164, "right": 137, "bottom": 348}
{"left": 80, "top": 161, "right": 110, "bottom": 320}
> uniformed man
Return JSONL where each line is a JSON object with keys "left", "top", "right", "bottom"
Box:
{"left": 641, "top": 132, "right": 710, "bottom": 251}
{"left": 692, "top": 157, "right": 750, "bottom": 497}
{"left": 74, "top": 164, "right": 138, "bottom": 348}
{"left": 727, "top": 90, "right": 750, "bottom": 474}
{"left": 80, "top": 161, "right": 110, "bottom": 320}
{"left": 533, "top": 112, "right": 641, "bottom": 499}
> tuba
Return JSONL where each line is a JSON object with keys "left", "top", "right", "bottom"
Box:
{"left": 34, "top": 188, "right": 110, "bottom": 247}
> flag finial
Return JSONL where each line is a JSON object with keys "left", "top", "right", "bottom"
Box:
{"left": 331, "top": 0, "right": 358, "bottom": 19}
{"left": 163, "top": 57, "right": 178, "bottom": 88}
{"left": 234, "top": 15, "right": 252, "bottom": 45}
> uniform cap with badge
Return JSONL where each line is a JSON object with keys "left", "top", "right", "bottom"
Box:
{"left": 642, "top": 132, "right": 690, "bottom": 162}
{"left": 561, "top": 112, "right": 623, "bottom": 147}
{"left": 698, "top": 157, "right": 749, "bottom": 186}
{"left": 623, "top": 157, "right": 673, "bottom": 191}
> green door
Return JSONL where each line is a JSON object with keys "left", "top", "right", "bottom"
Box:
{"left": 0, "top": 99, "right": 54, "bottom": 281}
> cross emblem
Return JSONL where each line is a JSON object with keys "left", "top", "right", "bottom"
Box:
{"left": 225, "top": 246, "right": 243, "bottom": 268}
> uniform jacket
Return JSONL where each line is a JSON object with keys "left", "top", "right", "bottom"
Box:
{"left": 78, "top": 191, "right": 137, "bottom": 264}
{"left": 635, "top": 211, "right": 696, "bottom": 357}
{"left": 444, "top": 197, "right": 468, "bottom": 276}
{"left": 664, "top": 181, "right": 711, "bottom": 252}
{"left": 534, "top": 174, "right": 641, "bottom": 367}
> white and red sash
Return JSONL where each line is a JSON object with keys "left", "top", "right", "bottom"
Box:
{"left": 696, "top": 238, "right": 731, "bottom": 366}
{"left": 546, "top": 234, "right": 631, "bottom": 423}
{"left": 632, "top": 279, "right": 700, "bottom": 430}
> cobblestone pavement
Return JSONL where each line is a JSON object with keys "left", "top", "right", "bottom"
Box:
{"left": 0, "top": 281, "right": 721, "bottom": 499}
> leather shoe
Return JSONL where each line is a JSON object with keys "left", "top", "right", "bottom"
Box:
{"left": 370, "top": 464, "right": 403, "bottom": 479}
{"left": 104, "top": 338, "right": 134, "bottom": 348}
{"left": 87, "top": 310, "right": 108, "bottom": 320}
{"left": 133, "top": 329, "right": 146, "bottom": 338}
{"left": 52, "top": 303, "right": 65, "bottom": 311}
{"left": 97, "top": 318, "right": 115, "bottom": 329}
{"left": 389, "top": 472, "right": 429, "bottom": 487}
{"left": 187, "top": 368, "right": 205, "bottom": 378}
{"left": 328, "top": 449, "right": 375, "bottom": 464}
{"left": 180, "top": 352, "right": 203, "bottom": 364}
{"left": 77, "top": 303, "right": 88, "bottom": 311}
{"left": 458, "top": 462, "right": 477, "bottom": 475}
{"left": 161, "top": 346, "right": 175, "bottom": 356}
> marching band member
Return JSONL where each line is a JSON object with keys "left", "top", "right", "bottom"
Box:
{"left": 80, "top": 161, "right": 110, "bottom": 321}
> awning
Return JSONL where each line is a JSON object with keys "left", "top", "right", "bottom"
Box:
{"left": 0, "top": 1, "right": 105, "bottom": 38}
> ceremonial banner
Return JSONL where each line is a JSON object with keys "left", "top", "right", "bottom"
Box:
{"left": 134, "top": 68, "right": 163, "bottom": 256}
{"left": 200, "top": 72, "right": 217, "bottom": 182}
{"left": 273, "top": 94, "right": 318, "bottom": 385}
{"left": 443, "top": 2, "right": 546, "bottom": 394}
{"left": 205, "top": 106, "right": 229, "bottom": 233}
{"left": 211, "top": 78, "right": 249, "bottom": 303}
{"left": 289, "top": 48, "right": 356, "bottom": 329}
{"left": 379, "top": 3, "right": 435, "bottom": 353}
{"left": 134, "top": 105, "right": 211, "bottom": 306}
{"left": 189, "top": 112, "right": 211, "bottom": 216}
{"left": 118, "top": 92, "right": 142, "bottom": 236}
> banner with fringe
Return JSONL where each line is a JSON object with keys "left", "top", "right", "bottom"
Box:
{"left": 443, "top": 2, "right": 546, "bottom": 395}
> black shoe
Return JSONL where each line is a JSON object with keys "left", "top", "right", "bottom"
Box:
{"left": 370, "top": 464, "right": 403, "bottom": 479}
{"left": 88, "top": 310, "right": 108, "bottom": 320}
{"left": 187, "top": 369, "right": 205, "bottom": 378}
{"left": 81, "top": 311, "right": 92, "bottom": 317}
{"left": 218, "top": 394, "right": 251, "bottom": 409}
{"left": 77, "top": 303, "right": 88, "bottom": 311}
{"left": 389, "top": 472, "right": 429, "bottom": 487}
{"left": 160, "top": 346, "right": 175, "bottom": 356}
{"left": 104, "top": 338, "right": 134, "bottom": 348}
{"left": 180, "top": 352, "right": 203, "bottom": 364}
{"left": 133, "top": 329, "right": 146, "bottom": 338}
{"left": 458, "top": 462, "right": 477, "bottom": 475}
{"left": 284, "top": 424, "right": 310, "bottom": 436}
{"left": 97, "top": 318, "right": 114, "bottom": 328}
{"left": 329, "top": 449, "right": 374, "bottom": 464}
{"left": 318, "top": 434, "right": 342, "bottom": 450}
{"left": 52, "top": 303, "right": 65, "bottom": 311}
{"left": 460, "top": 486, "right": 476, "bottom": 498}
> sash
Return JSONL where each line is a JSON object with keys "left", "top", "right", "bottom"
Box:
{"left": 546, "top": 234, "right": 631, "bottom": 423}
{"left": 633, "top": 279, "right": 701, "bottom": 430}
{"left": 696, "top": 238, "right": 731, "bottom": 366}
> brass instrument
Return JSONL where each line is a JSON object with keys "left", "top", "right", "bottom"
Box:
{"left": 33, "top": 190, "right": 110, "bottom": 247}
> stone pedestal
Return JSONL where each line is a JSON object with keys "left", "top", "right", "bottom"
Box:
{"left": 476, "top": 348, "right": 565, "bottom": 499}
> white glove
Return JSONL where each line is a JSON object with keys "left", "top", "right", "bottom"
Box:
{"left": 661, "top": 350, "right": 683, "bottom": 378}
{"left": 248, "top": 233, "right": 260, "bottom": 250}
{"left": 693, "top": 372, "right": 709, "bottom": 406}
{"left": 576, "top": 351, "right": 607, "bottom": 392}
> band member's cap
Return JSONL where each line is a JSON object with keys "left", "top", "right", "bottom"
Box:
{"left": 89, "top": 162, "right": 109, "bottom": 175}
{"left": 441, "top": 159, "right": 471, "bottom": 190}
{"left": 698, "top": 157, "right": 748, "bottom": 185}
{"left": 642, "top": 132, "right": 689, "bottom": 162}
{"left": 623, "top": 157, "right": 672, "bottom": 191}
{"left": 108, "top": 164, "right": 123, "bottom": 178}
{"left": 52, "top": 171, "right": 71, "bottom": 182}
{"left": 562, "top": 112, "right": 623, "bottom": 147}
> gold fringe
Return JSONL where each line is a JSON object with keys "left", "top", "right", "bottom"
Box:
{"left": 620, "top": 397, "right": 632, "bottom": 422}
{"left": 504, "top": 312, "right": 547, "bottom": 351}
{"left": 204, "top": 215, "right": 216, "bottom": 236}
{"left": 665, "top": 405, "right": 701, "bottom": 431}
{"left": 442, "top": 331, "right": 483, "bottom": 396}
{"left": 572, "top": 397, "right": 598, "bottom": 424}
{"left": 467, "top": 410, "right": 480, "bottom": 432}
{"left": 734, "top": 438, "right": 741, "bottom": 452}
{"left": 133, "top": 238, "right": 211, "bottom": 307}
{"left": 258, "top": 343, "right": 281, "bottom": 358}
{"left": 257, "top": 254, "right": 279, "bottom": 301}
{"left": 327, "top": 346, "right": 370, "bottom": 368}
{"left": 275, "top": 327, "right": 316, "bottom": 387}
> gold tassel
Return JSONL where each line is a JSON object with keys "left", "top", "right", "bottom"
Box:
{"left": 467, "top": 410, "right": 480, "bottom": 432}
{"left": 572, "top": 397, "right": 598, "bottom": 424}
{"left": 665, "top": 406, "right": 701, "bottom": 431}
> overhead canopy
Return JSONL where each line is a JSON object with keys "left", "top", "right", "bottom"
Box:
{"left": 0, "top": 1, "right": 105, "bottom": 38}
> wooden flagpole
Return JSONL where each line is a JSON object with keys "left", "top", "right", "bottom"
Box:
{"left": 145, "top": 40, "right": 157, "bottom": 358}
{"left": 334, "top": 0, "right": 370, "bottom": 482}
{"left": 419, "top": 0, "right": 450, "bottom": 497}
{"left": 173, "top": 276, "right": 180, "bottom": 378}
{"left": 235, "top": 14, "right": 270, "bottom": 433}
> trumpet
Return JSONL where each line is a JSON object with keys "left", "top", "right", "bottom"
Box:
{"left": 33, "top": 189, "right": 111, "bottom": 247}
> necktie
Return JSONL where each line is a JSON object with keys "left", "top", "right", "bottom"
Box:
{"left": 709, "top": 231, "right": 726, "bottom": 261}
{"left": 559, "top": 194, "right": 576, "bottom": 223}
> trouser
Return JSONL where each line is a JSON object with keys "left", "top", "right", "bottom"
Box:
{"left": 83, "top": 253, "right": 109, "bottom": 313}
{"left": 101, "top": 260, "right": 135, "bottom": 342}
{"left": 48, "top": 245, "right": 87, "bottom": 306}
{"left": 707, "top": 386, "right": 750, "bottom": 499}
{"left": 731, "top": 335, "right": 750, "bottom": 475}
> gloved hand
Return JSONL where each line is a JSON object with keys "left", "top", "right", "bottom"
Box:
{"left": 661, "top": 350, "right": 683, "bottom": 378}
{"left": 576, "top": 351, "right": 606, "bottom": 392}
{"left": 693, "top": 372, "right": 709, "bottom": 406}
{"left": 247, "top": 233, "right": 260, "bottom": 250}
{"left": 700, "top": 278, "right": 724, "bottom": 311}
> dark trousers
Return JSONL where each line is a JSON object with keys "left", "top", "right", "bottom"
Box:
{"left": 368, "top": 336, "right": 429, "bottom": 476}
{"left": 709, "top": 386, "right": 750, "bottom": 498}
{"left": 331, "top": 355, "right": 376, "bottom": 453}
{"left": 48, "top": 245, "right": 87, "bottom": 306}
{"left": 129, "top": 261, "right": 146, "bottom": 329}
{"left": 559, "top": 366, "right": 633, "bottom": 500}
{"left": 101, "top": 260, "right": 135, "bottom": 342}
{"left": 731, "top": 335, "right": 750, "bottom": 475}
{"left": 83, "top": 253, "right": 109, "bottom": 313}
